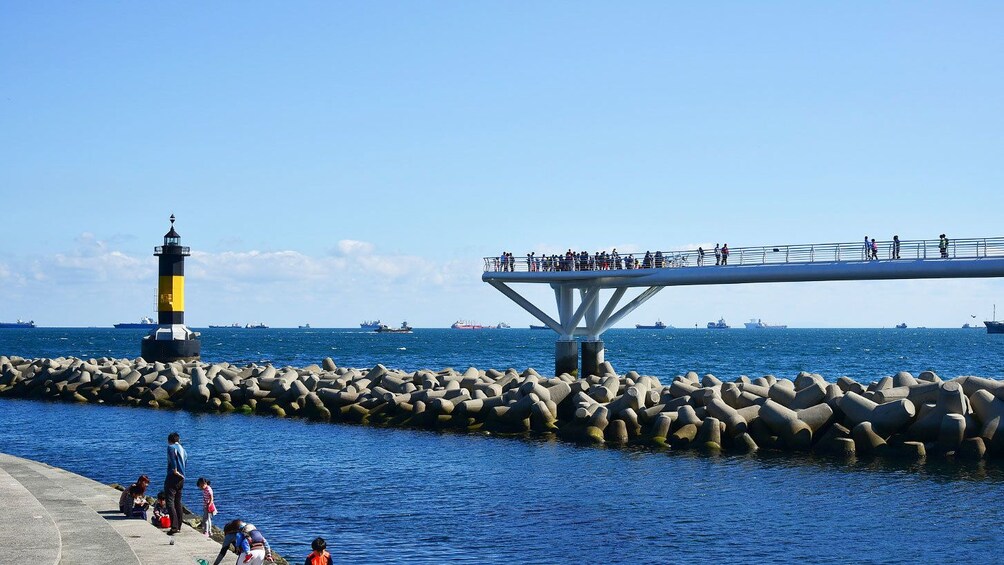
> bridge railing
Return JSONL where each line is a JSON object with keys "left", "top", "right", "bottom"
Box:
{"left": 483, "top": 237, "right": 1004, "bottom": 273}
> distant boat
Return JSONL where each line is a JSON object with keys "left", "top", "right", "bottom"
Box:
{"left": 113, "top": 316, "right": 157, "bottom": 329}
{"left": 451, "top": 320, "right": 485, "bottom": 330}
{"left": 0, "top": 319, "right": 36, "bottom": 329}
{"left": 744, "top": 318, "right": 787, "bottom": 329}
{"left": 491, "top": 322, "right": 511, "bottom": 329}
{"left": 245, "top": 322, "right": 269, "bottom": 329}
{"left": 707, "top": 318, "right": 730, "bottom": 329}
{"left": 376, "top": 321, "right": 412, "bottom": 333}
{"left": 896, "top": 323, "right": 907, "bottom": 329}
{"left": 298, "top": 323, "right": 311, "bottom": 329}
{"left": 359, "top": 320, "right": 381, "bottom": 330}
{"left": 636, "top": 320, "right": 668, "bottom": 329}
{"left": 529, "top": 324, "right": 550, "bottom": 330}
{"left": 986, "top": 305, "right": 1004, "bottom": 335}
{"left": 209, "top": 323, "right": 241, "bottom": 329}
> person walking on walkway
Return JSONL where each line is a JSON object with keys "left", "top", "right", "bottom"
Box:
{"left": 939, "top": 234, "right": 949, "bottom": 258}
{"left": 164, "top": 432, "right": 187, "bottom": 535}
{"left": 893, "top": 235, "right": 901, "bottom": 259}
{"left": 871, "top": 238, "right": 878, "bottom": 260}
{"left": 714, "top": 244, "right": 721, "bottom": 265}
{"left": 697, "top": 247, "right": 705, "bottom": 266}
{"left": 721, "top": 244, "right": 730, "bottom": 265}
{"left": 864, "top": 236, "right": 870, "bottom": 260}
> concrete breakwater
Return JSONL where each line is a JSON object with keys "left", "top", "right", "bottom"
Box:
{"left": 3, "top": 355, "right": 1004, "bottom": 460}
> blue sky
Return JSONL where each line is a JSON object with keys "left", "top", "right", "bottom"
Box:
{"left": 1, "top": 2, "right": 1002, "bottom": 328}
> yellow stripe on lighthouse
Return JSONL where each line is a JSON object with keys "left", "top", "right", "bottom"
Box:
{"left": 158, "top": 276, "right": 185, "bottom": 312}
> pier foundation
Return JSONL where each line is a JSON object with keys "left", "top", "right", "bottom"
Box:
{"left": 581, "top": 340, "right": 604, "bottom": 378}
{"left": 555, "top": 340, "right": 578, "bottom": 377}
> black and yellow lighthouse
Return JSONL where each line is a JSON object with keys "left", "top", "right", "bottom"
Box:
{"left": 141, "top": 214, "right": 201, "bottom": 362}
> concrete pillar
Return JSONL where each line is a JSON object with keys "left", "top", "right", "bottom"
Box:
{"left": 555, "top": 340, "right": 578, "bottom": 377}
{"left": 581, "top": 340, "right": 604, "bottom": 379}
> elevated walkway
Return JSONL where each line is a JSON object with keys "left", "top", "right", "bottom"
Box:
{"left": 0, "top": 452, "right": 222, "bottom": 565}
{"left": 482, "top": 236, "right": 1004, "bottom": 375}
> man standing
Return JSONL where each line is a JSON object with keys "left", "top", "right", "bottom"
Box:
{"left": 164, "top": 432, "right": 187, "bottom": 535}
{"left": 893, "top": 235, "right": 901, "bottom": 259}
{"left": 939, "top": 234, "right": 949, "bottom": 258}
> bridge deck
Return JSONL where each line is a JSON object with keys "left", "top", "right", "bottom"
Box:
{"left": 482, "top": 237, "right": 1004, "bottom": 287}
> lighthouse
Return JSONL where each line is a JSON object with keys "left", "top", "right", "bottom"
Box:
{"left": 141, "top": 214, "right": 201, "bottom": 362}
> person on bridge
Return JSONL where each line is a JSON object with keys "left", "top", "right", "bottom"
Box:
{"left": 698, "top": 247, "right": 705, "bottom": 266}
{"left": 721, "top": 244, "right": 730, "bottom": 265}
{"left": 864, "top": 236, "right": 870, "bottom": 260}
{"left": 940, "top": 234, "right": 949, "bottom": 258}
{"left": 714, "top": 244, "right": 721, "bottom": 265}
{"left": 871, "top": 238, "right": 878, "bottom": 260}
{"left": 893, "top": 235, "right": 901, "bottom": 259}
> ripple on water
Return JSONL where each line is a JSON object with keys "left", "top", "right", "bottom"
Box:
{"left": 1, "top": 399, "right": 1003, "bottom": 563}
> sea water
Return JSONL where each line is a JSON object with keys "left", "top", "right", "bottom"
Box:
{"left": 1, "top": 328, "right": 1003, "bottom": 563}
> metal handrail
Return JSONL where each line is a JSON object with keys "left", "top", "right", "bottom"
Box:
{"left": 483, "top": 237, "right": 1004, "bottom": 273}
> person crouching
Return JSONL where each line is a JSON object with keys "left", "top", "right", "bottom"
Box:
{"left": 237, "top": 523, "right": 272, "bottom": 564}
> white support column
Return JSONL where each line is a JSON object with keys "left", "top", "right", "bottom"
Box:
{"left": 556, "top": 285, "right": 575, "bottom": 340}
{"left": 594, "top": 287, "right": 627, "bottom": 336}
{"left": 582, "top": 287, "right": 601, "bottom": 340}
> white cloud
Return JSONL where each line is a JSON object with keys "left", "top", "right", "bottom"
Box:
{"left": 336, "top": 240, "right": 375, "bottom": 255}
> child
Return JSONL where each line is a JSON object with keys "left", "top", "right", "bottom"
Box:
{"left": 305, "top": 537, "right": 333, "bottom": 565}
{"left": 152, "top": 491, "right": 170, "bottom": 529}
{"left": 197, "top": 477, "right": 217, "bottom": 537}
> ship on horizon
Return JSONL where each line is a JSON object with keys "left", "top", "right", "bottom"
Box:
{"left": 744, "top": 318, "right": 787, "bottom": 329}
{"left": 451, "top": 320, "right": 485, "bottom": 330}
{"left": 376, "top": 321, "right": 412, "bottom": 333}
{"left": 707, "top": 318, "right": 730, "bottom": 329}
{"left": 636, "top": 320, "right": 668, "bottom": 329}
{"left": 360, "top": 320, "right": 382, "bottom": 330}
{"left": 114, "top": 316, "right": 157, "bottom": 329}
{"left": 986, "top": 305, "right": 1003, "bottom": 335}
{"left": 208, "top": 323, "right": 242, "bottom": 329}
{"left": 0, "top": 318, "right": 36, "bottom": 329}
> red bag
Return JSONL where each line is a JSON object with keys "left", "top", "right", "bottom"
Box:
{"left": 159, "top": 515, "right": 171, "bottom": 528}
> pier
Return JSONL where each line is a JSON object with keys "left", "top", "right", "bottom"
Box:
{"left": 483, "top": 236, "right": 1004, "bottom": 375}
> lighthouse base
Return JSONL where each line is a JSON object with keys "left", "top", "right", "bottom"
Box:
{"left": 141, "top": 336, "right": 201, "bottom": 363}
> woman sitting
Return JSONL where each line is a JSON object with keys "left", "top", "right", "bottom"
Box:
{"left": 118, "top": 475, "right": 151, "bottom": 520}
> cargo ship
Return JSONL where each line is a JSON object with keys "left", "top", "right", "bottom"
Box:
{"left": 530, "top": 324, "right": 549, "bottom": 330}
{"left": 360, "top": 320, "right": 382, "bottom": 330}
{"left": 744, "top": 319, "right": 787, "bottom": 329}
{"left": 0, "top": 319, "right": 35, "bottom": 329}
{"left": 114, "top": 316, "right": 157, "bottom": 329}
{"left": 986, "top": 306, "right": 1004, "bottom": 335}
{"left": 208, "top": 323, "right": 242, "bottom": 329}
{"left": 707, "top": 318, "right": 730, "bottom": 329}
{"left": 376, "top": 321, "right": 412, "bottom": 333}
{"left": 635, "top": 320, "right": 668, "bottom": 329}
{"left": 451, "top": 320, "right": 485, "bottom": 330}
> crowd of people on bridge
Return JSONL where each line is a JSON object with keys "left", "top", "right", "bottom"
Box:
{"left": 492, "top": 234, "right": 955, "bottom": 273}
{"left": 491, "top": 246, "right": 731, "bottom": 273}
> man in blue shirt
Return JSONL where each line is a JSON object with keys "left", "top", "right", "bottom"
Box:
{"left": 164, "top": 431, "right": 187, "bottom": 535}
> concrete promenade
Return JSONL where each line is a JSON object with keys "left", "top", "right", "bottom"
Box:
{"left": 0, "top": 452, "right": 223, "bottom": 565}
